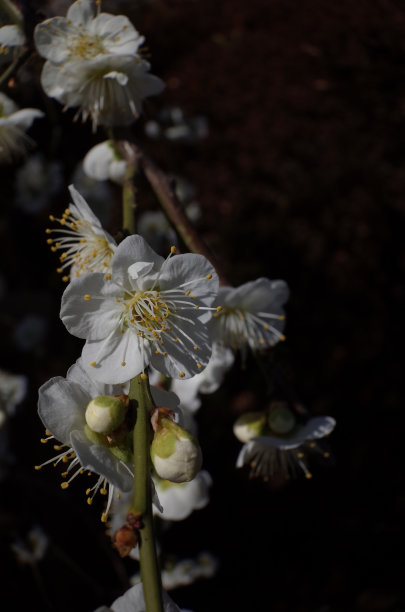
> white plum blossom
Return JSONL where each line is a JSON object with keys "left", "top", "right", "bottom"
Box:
{"left": 209, "top": 278, "right": 289, "bottom": 357}
{"left": 60, "top": 234, "right": 219, "bottom": 384}
{"left": 46, "top": 184, "right": 117, "bottom": 280}
{"left": 0, "top": 92, "right": 44, "bottom": 163}
{"left": 83, "top": 140, "right": 128, "bottom": 184}
{"left": 236, "top": 407, "right": 336, "bottom": 481}
{"left": 34, "top": 0, "right": 164, "bottom": 129}
{"left": 37, "top": 359, "right": 178, "bottom": 520}
{"left": 0, "top": 369, "right": 28, "bottom": 427}
{"left": 93, "top": 582, "right": 182, "bottom": 612}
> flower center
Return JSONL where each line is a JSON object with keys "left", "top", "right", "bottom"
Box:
{"left": 122, "top": 290, "right": 171, "bottom": 343}
{"left": 69, "top": 32, "right": 105, "bottom": 60}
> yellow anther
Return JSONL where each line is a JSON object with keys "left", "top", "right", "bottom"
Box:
{"left": 105, "top": 274, "right": 111, "bottom": 280}
{"left": 49, "top": 214, "right": 55, "bottom": 221}
{"left": 185, "top": 290, "right": 191, "bottom": 296}
{"left": 206, "top": 274, "right": 212, "bottom": 279}
{"left": 280, "top": 334, "right": 286, "bottom": 341}
{"left": 100, "top": 488, "right": 107, "bottom": 495}
{"left": 53, "top": 444, "right": 63, "bottom": 451}
{"left": 84, "top": 294, "right": 91, "bottom": 301}
{"left": 61, "top": 482, "right": 69, "bottom": 489}
{"left": 309, "top": 442, "right": 316, "bottom": 448}
{"left": 45, "top": 429, "right": 52, "bottom": 436}
{"left": 34, "top": 465, "right": 42, "bottom": 471}
{"left": 195, "top": 305, "right": 200, "bottom": 309}
{"left": 193, "top": 345, "right": 199, "bottom": 350}
{"left": 40, "top": 438, "right": 48, "bottom": 444}
{"left": 117, "top": 492, "right": 121, "bottom": 499}
{"left": 140, "top": 373, "right": 147, "bottom": 380}
{"left": 280, "top": 315, "right": 285, "bottom": 320}
{"left": 305, "top": 473, "right": 313, "bottom": 479}
{"left": 297, "top": 452, "right": 304, "bottom": 459}
{"left": 87, "top": 498, "right": 93, "bottom": 505}
{"left": 216, "top": 306, "right": 222, "bottom": 312}
{"left": 170, "top": 245, "right": 177, "bottom": 254}
{"left": 46, "top": 238, "right": 53, "bottom": 245}
{"left": 324, "top": 452, "right": 330, "bottom": 458}
{"left": 62, "top": 276, "right": 69, "bottom": 282}
{"left": 121, "top": 361, "right": 126, "bottom": 366}
{"left": 101, "top": 512, "right": 108, "bottom": 523}
{"left": 196, "top": 363, "right": 202, "bottom": 369}
{"left": 86, "top": 488, "right": 91, "bottom": 495}
{"left": 62, "top": 455, "right": 69, "bottom": 463}
{"left": 90, "top": 361, "right": 97, "bottom": 367}
{"left": 61, "top": 472, "right": 68, "bottom": 477}
{"left": 179, "top": 372, "right": 185, "bottom": 378}
{"left": 264, "top": 324, "right": 270, "bottom": 330}
{"left": 45, "top": 229, "right": 52, "bottom": 234}
{"left": 57, "top": 268, "right": 63, "bottom": 274}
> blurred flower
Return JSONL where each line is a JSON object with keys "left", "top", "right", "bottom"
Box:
{"left": 153, "top": 470, "right": 212, "bottom": 521}
{"left": 93, "top": 582, "right": 182, "bottom": 612}
{"left": 14, "top": 153, "right": 63, "bottom": 213}
{"left": 137, "top": 211, "right": 178, "bottom": 254}
{"left": 160, "top": 552, "right": 218, "bottom": 590}
{"left": 46, "top": 184, "right": 117, "bottom": 281}
{"left": 145, "top": 106, "right": 208, "bottom": 143}
{"left": 130, "top": 552, "right": 218, "bottom": 591}
{"left": 60, "top": 235, "right": 219, "bottom": 383}
{"left": 0, "top": 24, "right": 25, "bottom": 55}
{"left": 13, "top": 313, "right": 47, "bottom": 353}
{"left": 0, "top": 368, "right": 27, "bottom": 427}
{"left": 11, "top": 525, "right": 48, "bottom": 566}
{"left": 209, "top": 278, "right": 289, "bottom": 357}
{"left": 83, "top": 140, "right": 128, "bottom": 184}
{"left": 0, "top": 92, "right": 44, "bottom": 163}
{"left": 34, "top": 0, "right": 164, "bottom": 129}
{"left": 235, "top": 403, "right": 336, "bottom": 481}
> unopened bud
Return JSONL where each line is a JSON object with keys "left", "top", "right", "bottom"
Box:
{"left": 85, "top": 395, "right": 126, "bottom": 434}
{"left": 268, "top": 403, "right": 296, "bottom": 435}
{"left": 233, "top": 411, "right": 266, "bottom": 443}
{"left": 151, "top": 418, "right": 202, "bottom": 483}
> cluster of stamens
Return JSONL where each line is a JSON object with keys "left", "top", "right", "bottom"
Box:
{"left": 46, "top": 208, "right": 115, "bottom": 280}
{"left": 213, "top": 306, "right": 285, "bottom": 350}
{"left": 35, "top": 429, "right": 120, "bottom": 523}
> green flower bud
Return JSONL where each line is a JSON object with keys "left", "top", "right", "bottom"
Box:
{"left": 233, "top": 411, "right": 267, "bottom": 442}
{"left": 85, "top": 395, "right": 126, "bottom": 434}
{"left": 268, "top": 403, "right": 296, "bottom": 435}
{"left": 151, "top": 418, "right": 202, "bottom": 483}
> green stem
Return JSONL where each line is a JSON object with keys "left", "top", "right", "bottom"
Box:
{"left": 122, "top": 164, "right": 137, "bottom": 235}
{"left": 129, "top": 374, "right": 163, "bottom": 612}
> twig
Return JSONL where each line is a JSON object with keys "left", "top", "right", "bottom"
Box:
{"left": 115, "top": 140, "right": 229, "bottom": 286}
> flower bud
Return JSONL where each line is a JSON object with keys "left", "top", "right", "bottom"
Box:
{"left": 85, "top": 395, "right": 126, "bottom": 434}
{"left": 233, "top": 411, "right": 267, "bottom": 442}
{"left": 267, "top": 402, "right": 296, "bottom": 435}
{"left": 151, "top": 418, "right": 202, "bottom": 483}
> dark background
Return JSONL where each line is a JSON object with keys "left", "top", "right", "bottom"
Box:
{"left": 0, "top": 0, "right": 404, "bottom": 610}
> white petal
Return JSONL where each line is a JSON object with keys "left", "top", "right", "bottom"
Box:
{"left": 7, "top": 109, "right": 44, "bottom": 129}
{"left": 34, "top": 17, "right": 74, "bottom": 63}
{"left": 38, "top": 377, "right": 87, "bottom": 442}
{"left": 60, "top": 274, "right": 121, "bottom": 340}
{"left": 81, "top": 332, "right": 152, "bottom": 384}
{"left": 0, "top": 25, "right": 25, "bottom": 47}
{"left": 111, "top": 235, "right": 164, "bottom": 286}
{"left": 66, "top": 0, "right": 95, "bottom": 26}
{"left": 91, "top": 14, "right": 144, "bottom": 55}
{"left": 71, "top": 430, "right": 133, "bottom": 491}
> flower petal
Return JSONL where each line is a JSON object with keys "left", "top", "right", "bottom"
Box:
{"left": 38, "top": 377, "right": 87, "bottom": 442}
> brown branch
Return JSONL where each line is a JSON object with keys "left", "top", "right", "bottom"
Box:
{"left": 115, "top": 140, "right": 229, "bottom": 286}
